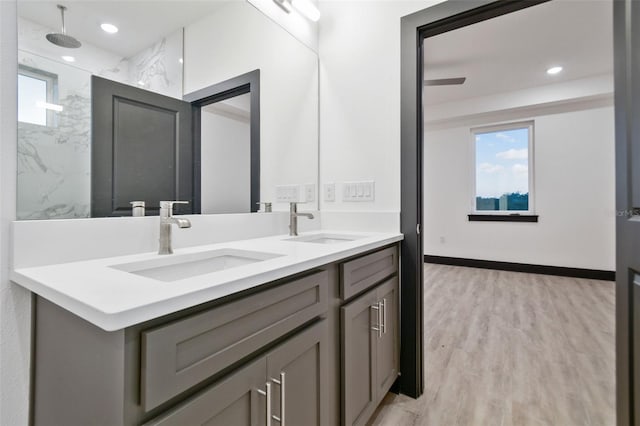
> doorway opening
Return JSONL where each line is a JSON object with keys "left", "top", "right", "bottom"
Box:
{"left": 399, "top": 0, "right": 622, "bottom": 422}
{"left": 185, "top": 69, "right": 261, "bottom": 215}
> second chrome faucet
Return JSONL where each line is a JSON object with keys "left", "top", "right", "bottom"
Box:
{"left": 289, "top": 202, "right": 314, "bottom": 236}
{"left": 159, "top": 201, "right": 191, "bottom": 255}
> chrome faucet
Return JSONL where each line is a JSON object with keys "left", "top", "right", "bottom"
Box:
{"left": 289, "top": 202, "right": 314, "bottom": 236}
{"left": 159, "top": 201, "right": 191, "bottom": 255}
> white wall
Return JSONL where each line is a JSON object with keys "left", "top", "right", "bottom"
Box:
{"left": 185, "top": 1, "right": 319, "bottom": 211}
{"left": 0, "top": 2, "right": 30, "bottom": 425}
{"left": 424, "top": 104, "right": 616, "bottom": 270}
{"left": 201, "top": 110, "right": 251, "bottom": 214}
{"left": 318, "top": 0, "right": 443, "bottom": 213}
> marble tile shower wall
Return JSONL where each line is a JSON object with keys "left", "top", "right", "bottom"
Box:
{"left": 17, "top": 18, "right": 183, "bottom": 219}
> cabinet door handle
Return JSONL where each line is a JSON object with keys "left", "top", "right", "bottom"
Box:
{"left": 257, "top": 382, "right": 272, "bottom": 426}
{"left": 371, "top": 303, "right": 382, "bottom": 337}
{"left": 271, "top": 372, "right": 285, "bottom": 425}
{"left": 381, "top": 298, "right": 387, "bottom": 334}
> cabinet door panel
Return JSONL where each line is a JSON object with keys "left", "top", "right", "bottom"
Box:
{"left": 267, "top": 320, "right": 327, "bottom": 426}
{"left": 342, "top": 288, "right": 379, "bottom": 426}
{"left": 144, "top": 358, "right": 267, "bottom": 426}
{"left": 375, "top": 277, "right": 399, "bottom": 402}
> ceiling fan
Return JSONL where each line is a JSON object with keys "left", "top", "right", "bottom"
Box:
{"left": 424, "top": 77, "right": 466, "bottom": 86}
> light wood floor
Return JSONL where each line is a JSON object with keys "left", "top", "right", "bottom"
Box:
{"left": 368, "top": 264, "right": 615, "bottom": 426}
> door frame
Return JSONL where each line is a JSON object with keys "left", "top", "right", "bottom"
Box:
{"left": 184, "top": 69, "right": 261, "bottom": 214}
{"left": 403, "top": 0, "right": 635, "bottom": 420}
{"left": 401, "top": 0, "right": 568, "bottom": 399}
{"left": 614, "top": 0, "right": 638, "bottom": 423}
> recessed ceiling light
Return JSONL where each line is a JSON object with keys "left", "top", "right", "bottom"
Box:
{"left": 137, "top": 81, "right": 145, "bottom": 86}
{"left": 101, "top": 23, "right": 118, "bottom": 34}
{"left": 546, "top": 66, "right": 563, "bottom": 75}
{"left": 178, "top": 58, "right": 183, "bottom": 64}
{"left": 61, "top": 55, "right": 75, "bottom": 62}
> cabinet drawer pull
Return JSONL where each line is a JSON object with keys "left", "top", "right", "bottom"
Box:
{"left": 257, "top": 382, "right": 272, "bottom": 426}
{"left": 271, "top": 372, "right": 285, "bottom": 425}
{"left": 371, "top": 303, "right": 382, "bottom": 337}
{"left": 381, "top": 298, "right": 387, "bottom": 334}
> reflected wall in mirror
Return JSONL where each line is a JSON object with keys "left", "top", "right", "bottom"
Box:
{"left": 16, "top": 0, "right": 319, "bottom": 220}
{"left": 202, "top": 93, "right": 252, "bottom": 214}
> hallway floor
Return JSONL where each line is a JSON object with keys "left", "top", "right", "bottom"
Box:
{"left": 368, "top": 264, "right": 615, "bottom": 426}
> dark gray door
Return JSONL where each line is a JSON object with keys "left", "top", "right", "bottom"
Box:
{"left": 144, "top": 357, "right": 267, "bottom": 426}
{"left": 375, "top": 277, "right": 399, "bottom": 401}
{"left": 91, "top": 76, "right": 194, "bottom": 217}
{"left": 342, "top": 287, "right": 378, "bottom": 426}
{"left": 615, "top": 0, "right": 640, "bottom": 423}
{"left": 266, "top": 321, "right": 326, "bottom": 426}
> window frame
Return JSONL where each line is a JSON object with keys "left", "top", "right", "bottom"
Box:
{"left": 18, "top": 65, "right": 59, "bottom": 127}
{"left": 470, "top": 120, "right": 536, "bottom": 218}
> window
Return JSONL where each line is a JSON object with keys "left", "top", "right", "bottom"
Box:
{"left": 471, "top": 121, "right": 535, "bottom": 218}
{"left": 18, "top": 66, "right": 59, "bottom": 126}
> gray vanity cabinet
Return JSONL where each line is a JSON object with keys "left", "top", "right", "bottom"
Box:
{"left": 32, "top": 269, "right": 330, "bottom": 426}
{"left": 145, "top": 320, "right": 327, "bottom": 426}
{"left": 30, "top": 243, "right": 400, "bottom": 426}
{"left": 265, "top": 319, "right": 327, "bottom": 426}
{"left": 341, "top": 286, "right": 379, "bottom": 426}
{"left": 374, "top": 277, "right": 399, "bottom": 401}
{"left": 143, "top": 357, "right": 268, "bottom": 426}
{"left": 341, "top": 276, "right": 399, "bottom": 426}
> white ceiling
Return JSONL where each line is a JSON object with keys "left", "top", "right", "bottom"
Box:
{"left": 18, "top": 0, "right": 231, "bottom": 57}
{"left": 423, "top": 0, "right": 613, "bottom": 105}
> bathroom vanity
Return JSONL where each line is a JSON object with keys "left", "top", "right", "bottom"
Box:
{"left": 12, "top": 231, "right": 402, "bottom": 426}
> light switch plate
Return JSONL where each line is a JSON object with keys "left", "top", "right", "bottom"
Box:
{"left": 276, "top": 185, "right": 300, "bottom": 202}
{"left": 342, "top": 181, "right": 375, "bottom": 202}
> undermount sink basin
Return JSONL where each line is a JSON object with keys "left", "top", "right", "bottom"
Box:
{"left": 285, "top": 233, "right": 365, "bottom": 244}
{"left": 110, "top": 249, "right": 283, "bottom": 282}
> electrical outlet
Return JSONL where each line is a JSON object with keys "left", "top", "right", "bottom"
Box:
{"left": 323, "top": 183, "right": 335, "bottom": 202}
{"left": 304, "top": 184, "right": 316, "bottom": 202}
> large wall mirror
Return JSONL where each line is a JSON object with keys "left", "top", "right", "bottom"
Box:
{"left": 16, "top": 0, "right": 319, "bottom": 219}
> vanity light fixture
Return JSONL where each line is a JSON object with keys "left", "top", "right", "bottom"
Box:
{"left": 61, "top": 55, "right": 75, "bottom": 62}
{"left": 273, "top": 0, "right": 293, "bottom": 13}
{"left": 36, "top": 101, "right": 63, "bottom": 112}
{"left": 100, "top": 23, "right": 118, "bottom": 34}
{"left": 273, "top": 0, "right": 320, "bottom": 21}
{"left": 292, "top": 0, "right": 320, "bottom": 22}
{"left": 546, "top": 66, "right": 563, "bottom": 75}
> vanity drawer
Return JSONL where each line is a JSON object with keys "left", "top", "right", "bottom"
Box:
{"left": 340, "top": 246, "right": 398, "bottom": 301}
{"left": 140, "top": 270, "right": 328, "bottom": 411}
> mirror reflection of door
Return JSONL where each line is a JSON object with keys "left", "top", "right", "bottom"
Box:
{"left": 91, "top": 76, "right": 194, "bottom": 217}
{"left": 200, "top": 93, "right": 251, "bottom": 214}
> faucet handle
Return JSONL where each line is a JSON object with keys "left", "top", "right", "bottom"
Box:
{"left": 160, "top": 201, "right": 189, "bottom": 216}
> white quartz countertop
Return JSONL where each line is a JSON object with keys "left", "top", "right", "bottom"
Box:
{"left": 11, "top": 231, "right": 403, "bottom": 331}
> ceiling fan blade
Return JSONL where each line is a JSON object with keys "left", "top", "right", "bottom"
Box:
{"left": 424, "top": 77, "right": 466, "bottom": 86}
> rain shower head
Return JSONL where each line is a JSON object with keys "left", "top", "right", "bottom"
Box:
{"left": 46, "top": 5, "right": 81, "bottom": 49}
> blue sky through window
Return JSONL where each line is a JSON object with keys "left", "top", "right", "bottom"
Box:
{"left": 475, "top": 127, "right": 529, "bottom": 199}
